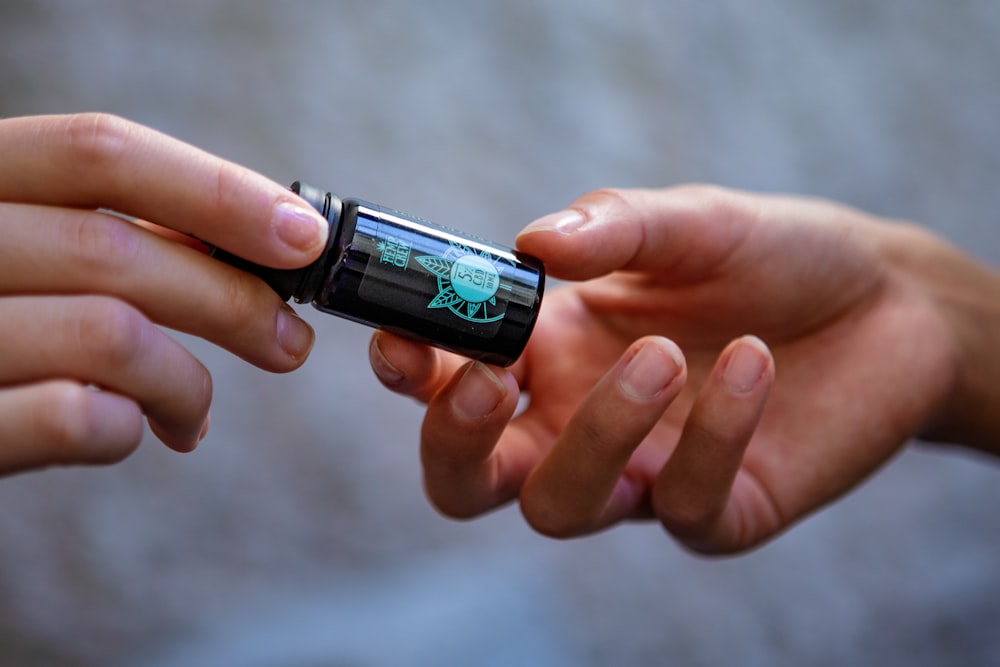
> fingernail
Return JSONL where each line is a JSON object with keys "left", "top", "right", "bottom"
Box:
{"left": 451, "top": 362, "right": 506, "bottom": 422}
{"left": 272, "top": 200, "right": 328, "bottom": 253}
{"left": 520, "top": 209, "right": 586, "bottom": 236}
{"left": 369, "top": 335, "right": 405, "bottom": 386}
{"left": 276, "top": 303, "right": 315, "bottom": 360}
{"left": 619, "top": 340, "right": 683, "bottom": 399}
{"left": 723, "top": 336, "right": 770, "bottom": 394}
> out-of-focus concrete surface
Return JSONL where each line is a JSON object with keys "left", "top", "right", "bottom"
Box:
{"left": 2, "top": 2, "right": 999, "bottom": 665}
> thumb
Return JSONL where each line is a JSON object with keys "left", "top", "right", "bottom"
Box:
{"left": 516, "top": 185, "right": 758, "bottom": 282}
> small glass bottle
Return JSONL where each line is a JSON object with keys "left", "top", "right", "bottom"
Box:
{"left": 211, "top": 182, "right": 545, "bottom": 367}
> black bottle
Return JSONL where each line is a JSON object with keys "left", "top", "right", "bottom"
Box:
{"left": 211, "top": 182, "right": 545, "bottom": 367}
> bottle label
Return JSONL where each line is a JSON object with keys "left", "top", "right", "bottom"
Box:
{"left": 354, "top": 204, "right": 516, "bottom": 336}
{"left": 417, "top": 245, "right": 509, "bottom": 323}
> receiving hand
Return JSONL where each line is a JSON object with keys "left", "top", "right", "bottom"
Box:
{"left": 370, "top": 185, "right": 962, "bottom": 554}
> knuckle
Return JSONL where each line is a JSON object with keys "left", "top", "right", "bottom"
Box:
{"left": 669, "top": 183, "right": 747, "bottom": 221}
{"left": 34, "top": 382, "right": 134, "bottom": 463}
{"left": 668, "top": 182, "right": 726, "bottom": 199}
{"left": 211, "top": 159, "right": 253, "bottom": 217}
{"left": 63, "top": 112, "right": 135, "bottom": 169}
{"left": 216, "top": 269, "right": 272, "bottom": 337}
{"left": 573, "top": 419, "right": 620, "bottom": 461}
{"left": 34, "top": 382, "right": 91, "bottom": 453}
{"left": 575, "top": 188, "right": 649, "bottom": 270}
{"left": 583, "top": 187, "right": 637, "bottom": 219}
{"left": 74, "top": 296, "right": 149, "bottom": 369}
{"left": 678, "top": 418, "right": 728, "bottom": 454}
{"left": 66, "top": 211, "right": 143, "bottom": 278}
{"left": 419, "top": 428, "right": 484, "bottom": 468}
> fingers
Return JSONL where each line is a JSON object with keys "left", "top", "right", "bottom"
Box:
{"left": 519, "top": 337, "right": 687, "bottom": 536}
{"left": 0, "top": 204, "right": 314, "bottom": 372}
{"left": 371, "top": 326, "right": 778, "bottom": 550}
{"left": 372, "top": 331, "right": 690, "bottom": 530}
{"left": 370, "top": 331, "right": 543, "bottom": 517}
{"left": 0, "top": 296, "right": 213, "bottom": 453}
{"left": 0, "top": 113, "right": 328, "bottom": 268}
{"left": 418, "top": 361, "right": 527, "bottom": 518}
{"left": 0, "top": 382, "right": 144, "bottom": 475}
{"left": 516, "top": 185, "right": 760, "bottom": 281}
{"left": 369, "top": 331, "right": 453, "bottom": 403}
{"left": 653, "top": 336, "right": 777, "bottom": 554}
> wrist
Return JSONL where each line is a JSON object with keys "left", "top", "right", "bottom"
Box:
{"left": 878, "top": 221, "right": 1000, "bottom": 453}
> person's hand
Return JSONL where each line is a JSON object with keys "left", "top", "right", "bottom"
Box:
{"left": 0, "top": 113, "right": 328, "bottom": 474}
{"left": 369, "top": 185, "right": 980, "bottom": 554}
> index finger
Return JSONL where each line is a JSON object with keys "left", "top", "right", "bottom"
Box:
{"left": 0, "top": 113, "right": 328, "bottom": 268}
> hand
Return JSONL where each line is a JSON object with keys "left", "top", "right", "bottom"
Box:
{"left": 369, "top": 185, "right": 965, "bottom": 554}
{"left": 0, "top": 113, "right": 329, "bottom": 474}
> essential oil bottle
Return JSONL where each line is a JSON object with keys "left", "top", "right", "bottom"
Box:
{"left": 211, "top": 182, "right": 545, "bottom": 367}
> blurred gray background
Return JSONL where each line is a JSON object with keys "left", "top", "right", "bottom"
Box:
{"left": 2, "top": 1, "right": 1000, "bottom": 665}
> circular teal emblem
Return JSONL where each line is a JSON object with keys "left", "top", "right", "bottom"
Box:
{"left": 450, "top": 254, "right": 500, "bottom": 304}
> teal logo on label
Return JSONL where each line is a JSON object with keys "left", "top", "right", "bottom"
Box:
{"left": 451, "top": 255, "right": 500, "bottom": 303}
{"left": 416, "top": 242, "right": 512, "bottom": 322}
{"left": 377, "top": 237, "right": 411, "bottom": 268}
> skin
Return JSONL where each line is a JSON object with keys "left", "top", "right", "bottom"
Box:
{"left": 6, "top": 114, "right": 997, "bottom": 556}
{"left": 0, "top": 113, "right": 328, "bottom": 474}
{"left": 369, "top": 185, "right": 1000, "bottom": 555}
